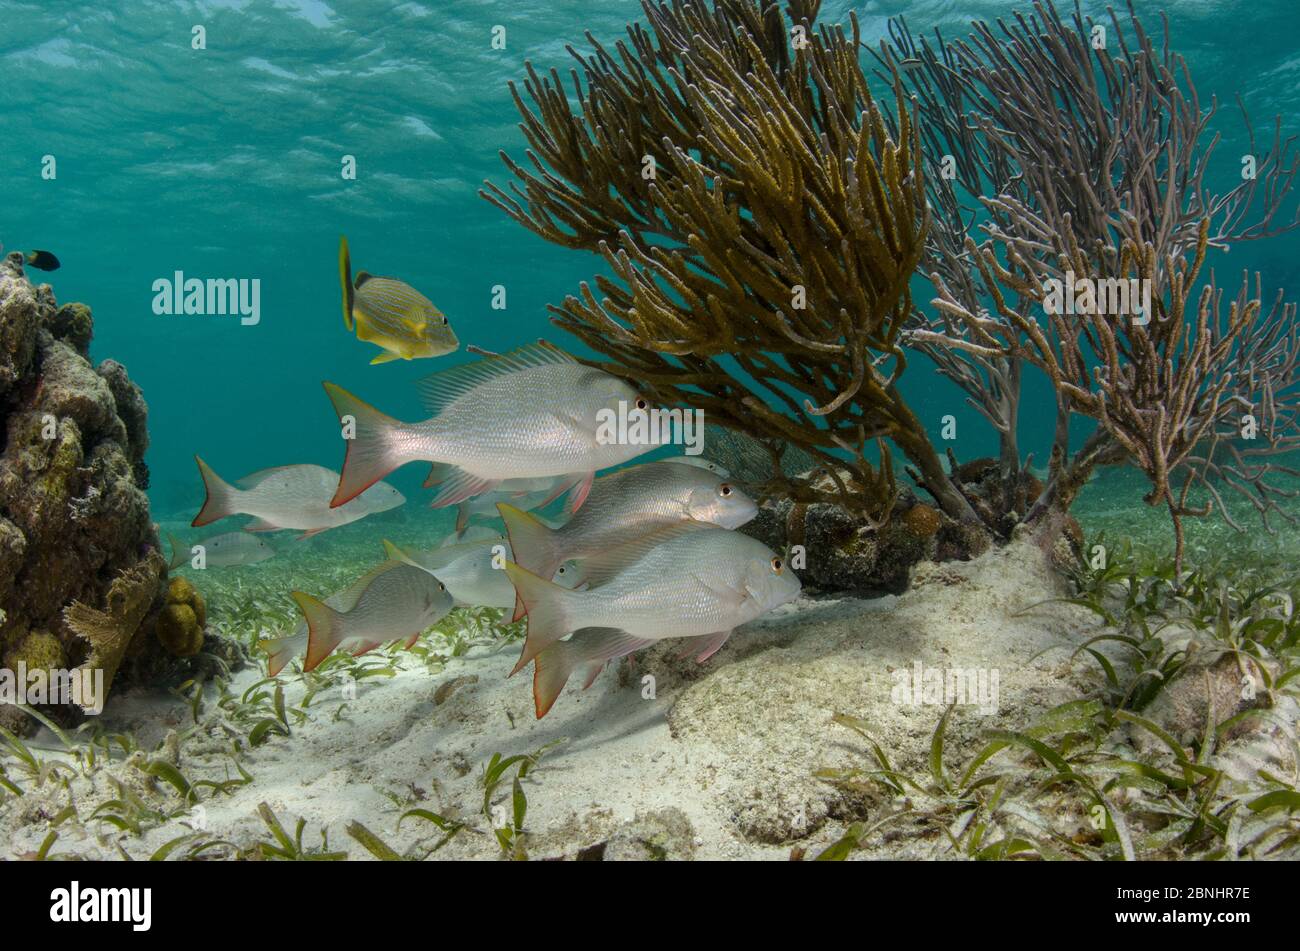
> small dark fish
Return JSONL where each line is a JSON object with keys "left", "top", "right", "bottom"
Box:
{"left": 25, "top": 250, "right": 60, "bottom": 271}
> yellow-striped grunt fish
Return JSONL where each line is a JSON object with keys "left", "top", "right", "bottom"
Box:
{"left": 292, "top": 561, "right": 454, "bottom": 671}
{"left": 338, "top": 235, "right": 458, "bottom": 364}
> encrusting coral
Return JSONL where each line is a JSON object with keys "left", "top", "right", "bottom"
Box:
{"left": 486, "top": 0, "right": 1300, "bottom": 585}
{"left": 0, "top": 252, "right": 214, "bottom": 722}
{"left": 153, "top": 577, "right": 206, "bottom": 658}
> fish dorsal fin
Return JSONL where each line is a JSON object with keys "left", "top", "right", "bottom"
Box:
{"left": 574, "top": 521, "right": 710, "bottom": 588}
{"left": 381, "top": 540, "right": 426, "bottom": 572}
{"left": 415, "top": 342, "right": 578, "bottom": 414}
{"left": 336, "top": 559, "right": 404, "bottom": 606}
{"left": 386, "top": 537, "right": 498, "bottom": 573}
{"left": 354, "top": 270, "right": 373, "bottom": 289}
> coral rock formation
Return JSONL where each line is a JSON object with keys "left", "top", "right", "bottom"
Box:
{"left": 0, "top": 252, "right": 176, "bottom": 719}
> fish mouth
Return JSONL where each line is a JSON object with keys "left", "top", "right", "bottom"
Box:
{"left": 718, "top": 504, "right": 759, "bottom": 529}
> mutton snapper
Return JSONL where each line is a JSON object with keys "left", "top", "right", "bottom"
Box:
{"left": 192, "top": 458, "right": 404, "bottom": 539}
{"left": 498, "top": 460, "right": 757, "bottom": 617}
{"left": 191, "top": 531, "right": 275, "bottom": 567}
{"left": 504, "top": 527, "right": 801, "bottom": 717}
{"left": 322, "top": 342, "right": 662, "bottom": 511}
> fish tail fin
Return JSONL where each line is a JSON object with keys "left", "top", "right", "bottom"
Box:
{"left": 532, "top": 640, "right": 578, "bottom": 719}
{"left": 322, "top": 382, "right": 410, "bottom": 508}
{"left": 164, "top": 530, "right": 187, "bottom": 571}
{"left": 339, "top": 235, "right": 354, "bottom": 331}
{"left": 260, "top": 634, "right": 303, "bottom": 678}
{"left": 498, "top": 503, "right": 562, "bottom": 622}
{"left": 294, "top": 591, "right": 346, "bottom": 671}
{"left": 192, "top": 455, "right": 239, "bottom": 527}
{"left": 504, "top": 561, "right": 577, "bottom": 677}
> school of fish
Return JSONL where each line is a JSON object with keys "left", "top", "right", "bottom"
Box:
{"left": 182, "top": 247, "right": 800, "bottom": 718}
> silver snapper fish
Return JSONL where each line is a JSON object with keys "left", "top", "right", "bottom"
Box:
{"left": 193, "top": 531, "right": 275, "bottom": 567}
{"left": 192, "top": 458, "right": 404, "bottom": 538}
{"left": 321, "top": 343, "right": 662, "bottom": 511}
{"left": 457, "top": 456, "right": 718, "bottom": 530}
{"left": 450, "top": 473, "right": 579, "bottom": 532}
{"left": 505, "top": 527, "right": 801, "bottom": 717}
{"left": 166, "top": 529, "right": 275, "bottom": 570}
{"left": 291, "top": 562, "right": 453, "bottom": 671}
{"left": 384, "top": 538, "right": 579, "bottom": 610}
{"left": 498, "top": 460, "right": 757, "bottom": 610}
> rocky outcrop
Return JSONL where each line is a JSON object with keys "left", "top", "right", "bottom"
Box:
{"left": 0, "top": 252, "right": 196, "bottom": 725}
{"left": 740, "top": 461, "right": 1080, "bottom": 594}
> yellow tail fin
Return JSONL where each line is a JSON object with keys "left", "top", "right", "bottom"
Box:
{"left": 294, "top": 591, "right": 346, "bottom": 671}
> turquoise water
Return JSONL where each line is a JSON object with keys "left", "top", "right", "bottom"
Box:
{"left": 3, "top": 0, "right": 1298, "bottom": 517}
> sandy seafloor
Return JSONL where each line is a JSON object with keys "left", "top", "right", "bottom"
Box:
{"left": 3, "top": 466, "right": 1298, "bottom": 860}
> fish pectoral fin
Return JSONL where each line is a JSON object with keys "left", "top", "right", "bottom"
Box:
{"left": 295, "top": 529, "right": 328, "bottom": 541}
{"left": 675, "top": 630, "right": 734, "bottom": 664}
{"left": 691, "top": 572, "right": 748, "bottom": 610}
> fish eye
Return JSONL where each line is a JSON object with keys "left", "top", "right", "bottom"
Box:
{"left": 770, "top": 556, "right": 783, "bottom": 573}
{"left": 557, "top": 566, "right": 566, "bottom": 575}
{"left": 635, "top": 398, "right": 648, "bottom": 411}
{"left": 719, "top": 483, "right": 733, "bottom": 497}
{"left": 438, "top": 583, "right": 446, "bottom": 591}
